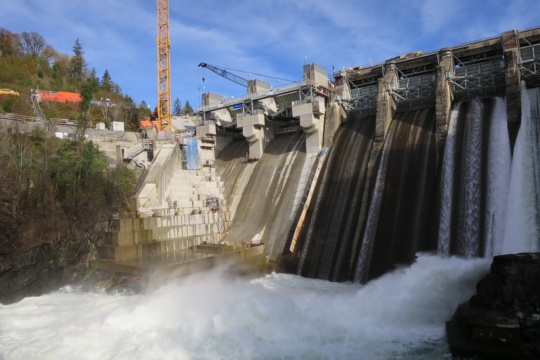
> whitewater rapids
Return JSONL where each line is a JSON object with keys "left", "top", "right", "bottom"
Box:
{"left": 0, "top": 255, "right": 489, "bottom": 360}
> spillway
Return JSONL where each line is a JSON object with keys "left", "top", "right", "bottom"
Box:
{"left": 216, "top": 131, "right": 309, "bottom": 260}
{"left": 295, "top": 85, "right": 539, "bottom": 283}
{"left": 297, "top": 115, "right": 375, "bottom": 281}
{"left": 502, "top": 85, "right": 540, "bottom": 253}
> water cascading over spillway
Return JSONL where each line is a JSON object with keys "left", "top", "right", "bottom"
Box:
{"left": 503, "top": 85, "right": 540, "bottom": 253}
{"left": 437, "top": 98, "right": 512, "bottom": 257}
{"left": 296, "top": 87, "right": 540, "bottom": 284}
{"left": 355, "top": 108, "right": 437, "bottom": 282}
{"left": 216, "top": 131, "right": 307, "bottom": 259}
{"left": 297, "top": 115, "right": 375, "bottom": 281}
{"left": 297, "top": 108, "right": 438, "bottom": 283}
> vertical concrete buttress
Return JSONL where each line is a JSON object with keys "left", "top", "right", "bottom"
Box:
{"left": 502, "top": 30, "right": 522, "bottom": 149}
{"left": 435, "top": 48, "right": 455, "bottom": 167}
{"left": 292, "top": 98, "right": 326, "bottom": 154}
{"left": 292, "top": 64, "right": 330, "bottom": 154}
{"left": 237, "top": 113, "right": 266, "bottom": 159}
{"left": 375, "top": 61, "right": 398, "bottom": 141}
{"left": 116, "top": 144, "right": 123, "bottom": 165}
{"left": 353, "top": 61, "right": 399, "bottom": 244}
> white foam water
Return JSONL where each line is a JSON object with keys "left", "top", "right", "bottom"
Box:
{"left": 502, "top": 85, "right": 540, "bottom": 253}
{"left": 0, "top": 255, "right": 489, "bottom": 360}
{"left": 484, "top": 97, "right": 511, "bottom": 256}
{"left": 437, "top": 104, "right": 460, "bottom": 254}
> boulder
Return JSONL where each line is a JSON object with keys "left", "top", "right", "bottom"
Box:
{"left": 446, "top": 253, "right": 540, "bottom": 359}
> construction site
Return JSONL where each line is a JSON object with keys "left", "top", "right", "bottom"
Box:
{"left": 1, "top": 0, "right": 539, "bottom": 282}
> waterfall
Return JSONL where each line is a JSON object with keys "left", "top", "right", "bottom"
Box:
{"left": 502, "top": 85, "right": 540, "bottom": 253}
{"left": 318, "top": 128, "right": 363, "bottom": 280}
{"left": 297, "top": 116, "right": 374, "bottom": 280}
{"left": 483, "top": 97, "right": 511, "bottom": 256}
{"left": 355, "top": 108, "right": 436, "bottom": 282}
{"left": 455, "top": 99, "right": 484, "bottom": 257}
{"left": 354, "top": 120, "right": 397, "bottom": 283}
{"left": 436, "top": 97, "right": 512, "bottom": 257}
{"left": 217, "top": 131, "right": 307, "bottom": 261}
{"left": 437, "top": 105, "right": 460, "bottom": 254}
{"left": 297, "top": 87, "right": 538, "bottom": 284}
{"left": 296, "top": 122, "right": 349, "bottom": 276}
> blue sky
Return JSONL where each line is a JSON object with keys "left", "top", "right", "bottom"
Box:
{"left": 2, "top": 0, "right": 539, "bottom": 111}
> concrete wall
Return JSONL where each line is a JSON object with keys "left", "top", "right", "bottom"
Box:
{"left": 133, "top": 144, "right": 180, "bottom": 210}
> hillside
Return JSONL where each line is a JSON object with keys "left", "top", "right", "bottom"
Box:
{"left": 0, "top": 28, "right": 151, "bottom": 131}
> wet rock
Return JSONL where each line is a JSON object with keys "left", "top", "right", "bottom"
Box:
{"left": 78, "top": 270, "right": 144, "bottom": 295}
{"left": 446, "top": 253, "right": 540, "bottom": 359}
{"left": 0, "top": 244, "right": 65, "bottom": 304}
{"left": 0, "top": 239, "right": 97, "bottom": 305}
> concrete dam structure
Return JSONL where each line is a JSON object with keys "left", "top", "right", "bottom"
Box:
{"left": 102, "top": 26, "right": 540, "bottom": 282}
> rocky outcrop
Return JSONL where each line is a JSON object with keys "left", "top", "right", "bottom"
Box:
{"left": 446, "top": 253, "right": 540, "bottom": 359}
{"left": 0, "top": 239, "right": 97, "bottom": 305}
{"left": 0, "top": 244, "right": 66, "bottom": 304}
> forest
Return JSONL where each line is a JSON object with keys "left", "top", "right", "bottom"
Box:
{"left": 0, "top": 29, "right": 144, "bottom": 302}
{"left": 0, "top": 28, "right": 152, "bottom": 130}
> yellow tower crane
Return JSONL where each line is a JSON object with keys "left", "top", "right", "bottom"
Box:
{"left": 156, "top": 0, "right": 172, "bottom": 132}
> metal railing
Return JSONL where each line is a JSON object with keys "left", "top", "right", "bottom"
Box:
{"left": 197, "top": 80, "right": 309, "bottom": 113}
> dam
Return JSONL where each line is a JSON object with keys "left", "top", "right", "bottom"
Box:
{"left": 97, "top": 26, "right": 540, "bottom": 283}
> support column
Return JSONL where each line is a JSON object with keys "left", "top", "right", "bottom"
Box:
{"left": 502, "top": 30, "right": 521, "bottom": 150}
{"left": 116, "top": 144, "right": 123, "bottom": 165}
{"left": 237, "top": 113, "right": 265, "bottom": 159}
{"left": 435, "top": 48, "right": 455, "bottom": 167}
{"left": 354, "top": 60, "right": 399, "bottom": 258}
{"left": 375, "top": 61, "right": 398, "bottom": 141}
{"left": 292, "top": 97, "right": 326, "bottom": 154}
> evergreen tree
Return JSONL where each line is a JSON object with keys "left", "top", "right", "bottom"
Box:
{"left": 173, "top": 97, "right": 182, "bottom": 116}
{"left": 77, "top": 77, "right": 99, "bottom": 141}
{"left": 101, "top": 69, "right": 112, "bottom": 92}
{"left": 89, "top": 67, "right": 99, "bottom": 84}
{"left": 69, "top": 38, "right": 86, "bottom": 81}
{"left": 182, "top": 101, "right": 193, "bottom": 115}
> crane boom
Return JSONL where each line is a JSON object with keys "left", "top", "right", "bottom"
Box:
{"left": 199, "top": 62, "right": 248, "bottom": 88}
{"left": 157, "top": 0, "right": 172, "bottom": 132}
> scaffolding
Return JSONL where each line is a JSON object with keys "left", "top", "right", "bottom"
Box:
{"left": 519, "top": 40, "right": 540, "bottom": 87}
{"left": 447, "top": 59, "right": 506, "bottom": 100}
{"left": 31, "top": 90, "right": 56, "bottom": 133}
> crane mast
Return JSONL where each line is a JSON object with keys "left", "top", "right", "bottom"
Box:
{"left": 157, "top": 0, "right": 172, "bottom": 132}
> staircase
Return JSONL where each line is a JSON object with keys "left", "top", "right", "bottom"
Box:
{"left": 99, "top": 148, "right": 232, "bottom": 265}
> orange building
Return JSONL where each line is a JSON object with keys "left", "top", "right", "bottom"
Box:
{"left": 37, "top": 90, "right": 82, "bottom": 103}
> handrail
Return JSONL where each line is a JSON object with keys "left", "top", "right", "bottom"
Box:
{"left": 197, "top": 80, "right": 309, "bottom": 113}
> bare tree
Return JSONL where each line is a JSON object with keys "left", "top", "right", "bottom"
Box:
{"left": 100, "top": 98, "right": 111, "bottom": 120}
{"left": 0, "top": 29, "right": 22, "bottom": 57}
{"left": 20, "top": 31, "right": 46, "bottom": 57}
{"left": 41, "top": 45, "right": 56, "bottom": 65}
{"left": 111, "top": 102, "right": 122, "bottom": 122}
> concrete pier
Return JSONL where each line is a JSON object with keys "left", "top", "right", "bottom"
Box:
{"left": 335, "top": 26, "right": 540, "bottom": 144}
{"left": 503, "top": 29, "right": 522, "bottom": 149}
{"left": 199, "top": 62, "right": 331, "bottom": 158}
{"left": 237, "top": 112, "right": 265, "bottom": 159}
{"left": 292, "top": 97, "right": 325, "bottom": 154}
{"left": 435, "top": 48, "right": 455, "bottom": 163}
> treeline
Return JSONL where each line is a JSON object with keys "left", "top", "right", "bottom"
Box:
{"left": 0, "top": 128, "right": 137, "bottom": 256}
{"left": 0, "top": 28, "right": 151, "bottom": 131}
